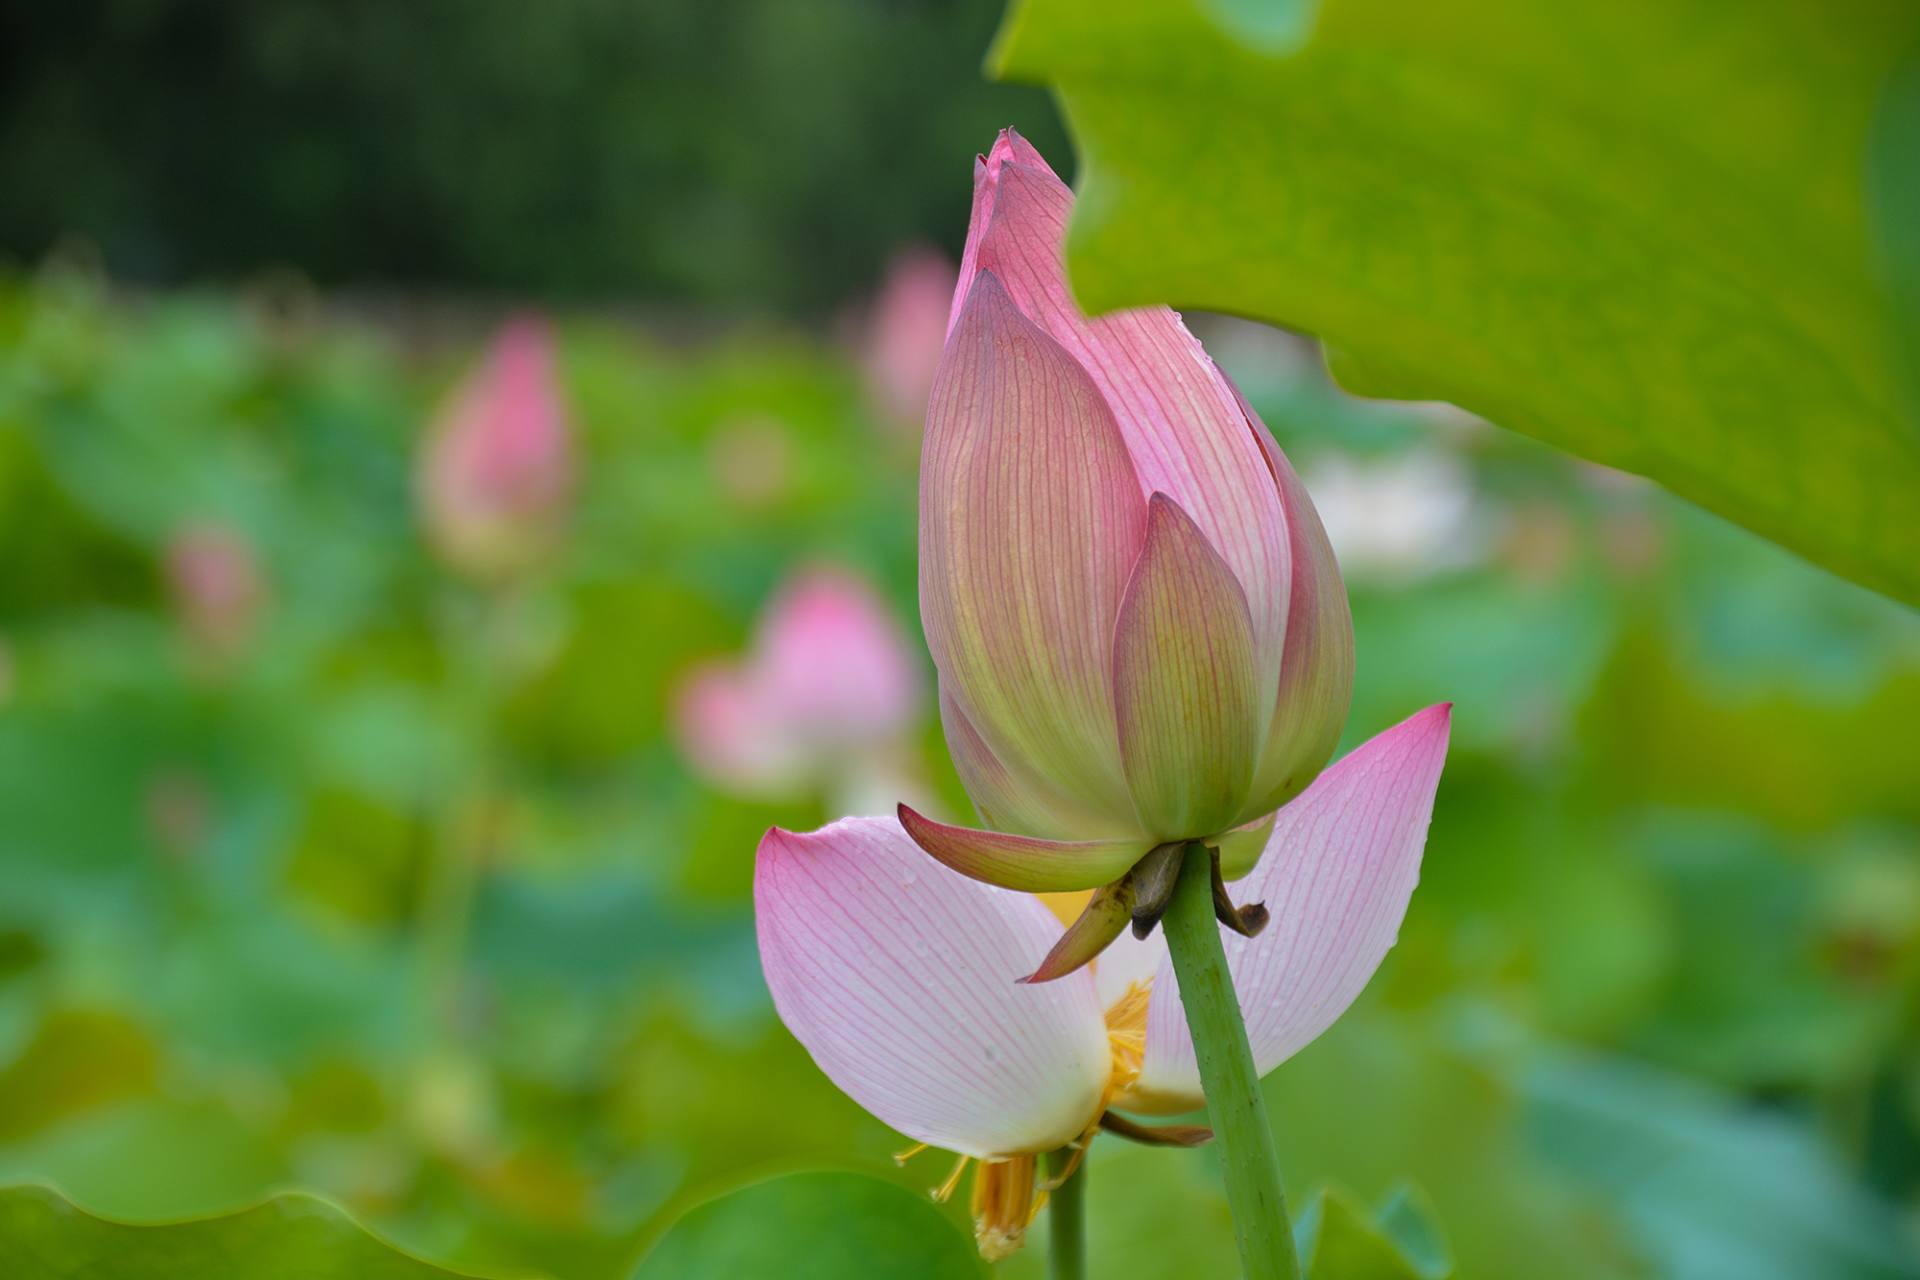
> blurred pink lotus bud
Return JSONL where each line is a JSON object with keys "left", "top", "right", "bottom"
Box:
{"left": 861, "top": 245, "right": 958, "bottom": 430}
{"left": 418, "top": 315, "right": 573, "bottom": 579}
{"left": 673, "top": 565, "right": 922, "bottom": 798}
{"left": 166, "top": 522, "right": 264, "bottom": 660}
{"left": 905, "top": 130, "right": 1355, "bottom": 892}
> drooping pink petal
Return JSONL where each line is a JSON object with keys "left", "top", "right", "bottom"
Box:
{"left": 756, "top": 817, "right": 1111, "bottom": 1157}
{"left": 1117, "top": 705, "right": 1453, "bottom": 1114}
{"left": 898, "top": 805, "right": 1153, "bottom": 894}
{"left": 955, "top": 133, "right": 1292, "bottom": 721}
{"left": 921, "top": 268, "right": 1146, "bottom": 826}
{"left": 1112, "top": 494, "right": 1261, "bottom": 840}
{"left": 1232, "top": 382, "right": 1356, "bottom": 821}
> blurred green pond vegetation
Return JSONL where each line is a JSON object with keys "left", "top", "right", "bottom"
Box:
{"left": 0, "top": 255, "right": 1916, "bottom": 1278}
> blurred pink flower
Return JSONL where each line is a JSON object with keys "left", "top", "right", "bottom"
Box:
{"left": 673, "top": 565, "right": 923, "bottom": 798}
{"left": 861, "top": 245, "right": 957, "bottom": 431}
{"left": 418, "top": 315, "right": 574, "bottom": 579}
{"left": 166, "top": 522, "right": 264, "bottom": 660}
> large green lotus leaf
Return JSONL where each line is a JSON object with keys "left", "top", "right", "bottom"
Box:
{"left": 631, "top": 1171, "right": 980, "bottom": 1279}
{"left": 0, "top": 1186, "right": 487, "bottom": 1280}
{"left": 1527, "top": 1052, "right": 1920, "bottom": 1279}
{"left": 992, "top": 0, "right": 1920, "bottom": 603}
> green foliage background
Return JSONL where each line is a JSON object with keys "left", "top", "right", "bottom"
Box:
{"left": 1, "top": 2, "right": 1919, "bottom": 1276}
{"left": 0, "top": 263, "right": 1914, "bottom": 1277}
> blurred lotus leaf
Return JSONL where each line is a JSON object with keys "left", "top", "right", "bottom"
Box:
{"left": 0, "top": 1185, "right": 490, "bottom": 1279}
{"left": 630, "top": 1170, "right": 980, "bottom": 1279}
{"left": 1295, "top": 1181, "right": 1453, "bottom": 1279}
{"left": 1527, "top": 1051, "right": 1920, "bottom": 1280}
{"left": 992, "top": 0, "right": 1920, "bottom": 603}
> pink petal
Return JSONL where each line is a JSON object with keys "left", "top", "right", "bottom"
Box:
{"left": 756, "top": 817, "right": 1110, "bottom": 1157}
{"left": 954, "top": 132, "right": 1292, "bottom": 717}
{"left": 1112, "top": 494, "right": 1261, "bottom": 840}
{"left": 1233, "top": 382, "right": 1356, "bottom": 820}
{"left": 1124, "top": 705, "right": 1453, "bottom": 1112}
{"left": 921, "top": 268, "right": 1146, "bottom": 827}
{"left": 899, "top": 805, "right": 1153, "bottom": 894}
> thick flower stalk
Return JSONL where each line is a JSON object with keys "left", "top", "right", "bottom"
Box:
{"left": 756, "top": 706, "right": 1450, "bottom": 1262}
{"left": 900, "top": 130, "right": 1354, "bottom": 972}
{"left": 417, "top": 314, "right": 574, "bottom": 580}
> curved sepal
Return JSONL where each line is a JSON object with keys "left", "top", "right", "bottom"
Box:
{"left": 898, "top": 804, "right": 1153, "bottom": 893}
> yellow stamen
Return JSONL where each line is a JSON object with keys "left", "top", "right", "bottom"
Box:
{"left": 919, "top": 980, "right": 1164, "bottom": 1261}
{"left": 932, "top": 1152, "right": 971, "bottom": 1203}
{"left": 1044, "top": 979, "right": 1155, "bottom": 1191}
{"left": 892, "top": 1141, "right": 929, "bottom": 1167}
{"left": 969, "top": 1155, "right": 1041, "bottom": 1261}
{"left": 1104, "top": 981, "right": 1150, "bottom": 1101}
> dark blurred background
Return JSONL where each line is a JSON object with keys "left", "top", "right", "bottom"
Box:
{"left": 0, "top": 0, "right": 1066, "bottom": 310}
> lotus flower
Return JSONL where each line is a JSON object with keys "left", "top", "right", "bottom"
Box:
{"left": 758, "top": 705, "right": 1450, "bottom": 1260}
{"left": 901, "top": 129, "right": 1355, "bottom": 915}
{"left": 861, "top": 244, "right": 958, "bottom": 430}
{"left": 672, "top": 565, "right": 923, "bottom": 802}
{"left": 166, "top": 521, "right": 264, "bottom": 661}
{"left": 418, "top": 315, "right": 573, "bottom": 579}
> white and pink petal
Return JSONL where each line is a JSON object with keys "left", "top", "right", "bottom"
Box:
{"left": 756, "top": 817, "right": 1111, "bottom": 1157}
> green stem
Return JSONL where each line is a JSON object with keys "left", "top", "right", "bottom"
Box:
{"left": 1045, "top": 1147, "right": 1087, "bottom": 1280}
{"left": 1160, "top": 842, "right": 1299, "bottom": 1279}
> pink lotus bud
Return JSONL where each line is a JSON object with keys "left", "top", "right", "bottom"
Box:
{"left": 418, "top": 315, "right": 573, "bottom": 579}
{"left": 672, "top": 565, "right": 923, "bottom": 798}
{"left": 165, "top": 522, "right": 264, "bottom": 660}
{"left": 907, "top": 130, "right": 1354, "bottom": 888}
{"left": 861, "top": 245, "right": 958, "bottom": 430}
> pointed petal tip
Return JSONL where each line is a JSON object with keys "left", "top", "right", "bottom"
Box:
{"left": 1410, "top": 701, "right": 1454, "bottom": 737}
